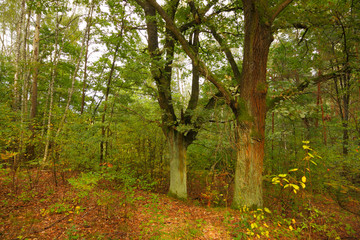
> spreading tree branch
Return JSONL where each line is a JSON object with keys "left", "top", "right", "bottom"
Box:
{"left": 271, "top": 0, "right": 294, "bottom": 22}
{"left": 144, "top": 0, "right": 235, "bottom": 110}
{"left": 267, "top": 71, "right": 345, "bottom": 110}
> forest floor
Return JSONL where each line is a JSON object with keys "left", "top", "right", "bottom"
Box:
{"left": 0, "top": 169, "right": 360, "bottom": 240}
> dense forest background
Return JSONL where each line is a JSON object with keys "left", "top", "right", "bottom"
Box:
{"left": 0, "top": 0, "right": 360, "bottom": 239}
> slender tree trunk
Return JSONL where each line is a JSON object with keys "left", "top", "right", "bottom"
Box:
{"left": 27, "top": 10, "right": 41, "bottom": 160}
{"left": 317, "top": 81, "right": 327, "bottom": 145}
{"left": 333, "top": 72, "right": 350, "bottom": 155}
{"left": 30, "top": 11, "right": 41, "bottom": 122}
{"left": 342, "top": 73, "right": 350, "bottom": 155}
{"left": 17, "top": 7, "right": 32, "bottom": 167}
{"left": 271, "top": 111, "right": 274, "bottom": 160}
{"left": 56, "top": 23, "right": 88, "bottom": 138}
{"left": 22, "top": 8, "right": 31, "bottom": 115}
{"left": 43, "top": 7, "right": 60, "bottom": 164}
{"left": 100, "top": 43, "right": 120, "bottom": 163}
{"left": 81, "top": 3, "right": 95, "bottom": 115}
{"left": 13, "top": 0, "right": 27, "bottom": 110}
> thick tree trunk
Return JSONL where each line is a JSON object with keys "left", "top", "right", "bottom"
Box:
{"left": 232, "top": 0, "right": 273, "bottom": 209}
{"left": 233, "top": 125, "right": 263, "bottom": 208}
{"left": 144, "top": 0, "right": 294, "bottom": 207}
{"left": 167, "top": 129, "right": 187, "bottom": 199}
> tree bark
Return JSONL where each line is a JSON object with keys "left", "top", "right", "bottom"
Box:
{"left": 100, "top": 43, "right": 120, "bottom": 163}
{"left": 81, "top": 2, "right": 95, "bottom": 115}
{"left": 138, "top": 0, "right": 191, "bottom": 199}
{"left": 30, "top": 11, "right": 41, "bottom": 121}
{"left": 230, "top": 0, "right": 273, "bottom": 209}
{"left": 13, "top": 0, "right": 27, "bottom": 110}
{"left": 43, "top": 6, "right": 60, "bottom": 164}
{"left": 55, "top": 17, "right": 88, "bottom": 138}
{"left": 26, "top": 8, "right": 41, "bottom": 161}
{"left": 167, "top": 129, "right": 187, "bottom": 199}
{"left": 144, "top": 0, "right": 293, "bottom": 207}
{"left": 317, "top": 81, "right": 327, "bottom": 145}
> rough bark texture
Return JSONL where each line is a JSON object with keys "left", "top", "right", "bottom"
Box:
{"left": 232, "top": 0, "right": 273, "bottom": 209}
{"left": 168, "top": 129, "right": 187, "bottom": 199}
{"left": 144, "top": 0, "right": 293, "bottom": 206}
{"left": 138, "top": 0, "right": 192, "bottom": 199}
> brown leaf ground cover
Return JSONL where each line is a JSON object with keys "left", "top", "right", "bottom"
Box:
{"left": 1, "top": 169, "right": 359, "bottom": 239}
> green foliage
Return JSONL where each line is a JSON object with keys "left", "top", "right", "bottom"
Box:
{"left": 65, "top": 224, "right": 84, "bottom": 240}
{"left": 68, "top": 172, "right": 102, "bottom": 192}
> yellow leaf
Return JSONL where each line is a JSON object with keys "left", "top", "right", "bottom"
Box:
{"left": 292, "top": 219, "right": 296, "bottom": 224}
{"left": 302, "top": 141, "right": 310, "bottom": 144}
{"left": 310, "top": 160, "right": 318, "bottom": 165}
{"left": 289, "top": 225, "right": 294, "bottom": 231}
{"left": 302, "top": 176, "right": 307, "bottom": 183}
{"left": 302, "top": 145, "right": 311, "bottom": 150}
{"left": 264, "top": 207, "right": 272, "bottom": 214}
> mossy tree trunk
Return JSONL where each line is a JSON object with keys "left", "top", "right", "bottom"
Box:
{"left": 232, "top": 0, "right": 273, "bottom": 209}
{"left": 167, "top": 129, "right": 188, "bottom": 199}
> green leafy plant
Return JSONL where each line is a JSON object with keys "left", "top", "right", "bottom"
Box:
{"left": 68, "top": 172, "right": 102, "bottom": 201}
{"left": 269, "top": 141, "right": 320, "bottom": 195}
{"left": 232, "top": 207, "right": 272, "bottom": 239}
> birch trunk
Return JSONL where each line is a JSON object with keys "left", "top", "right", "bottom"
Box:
{"left": 30, "top": 11, "right": 41, "bottom": 121}
{"left": 13, "top": 0, "right": 27, "bottom": 110}
{"left": 43, "top": 7, "right": 60, "bottom": 164}
{"left": 81, "top": 2, "right": 95, "bottom": 114}
{"left": 55, "top": 19, "right": 88, "bottom": 137}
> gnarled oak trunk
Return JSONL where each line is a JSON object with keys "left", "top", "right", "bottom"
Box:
{"left": 232, "top": 0, "right": 273, "bottom": 209}
{"left": 167, "top": 129, "right": 187, "bottom": 199}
